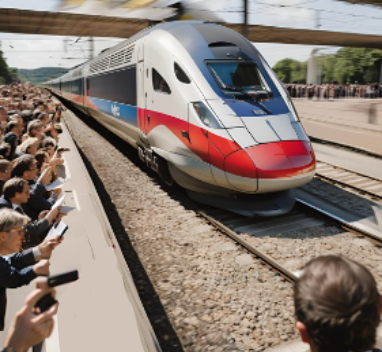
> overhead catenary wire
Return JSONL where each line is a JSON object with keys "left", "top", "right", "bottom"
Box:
{"left": 252, "top": 0, "right": 382, "bottom": 21}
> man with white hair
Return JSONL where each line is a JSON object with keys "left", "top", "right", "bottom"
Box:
{"left": 0, "top": 209, "right": 60, "bottom": 331}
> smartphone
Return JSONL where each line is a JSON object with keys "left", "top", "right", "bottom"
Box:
{"left": 35, "top": 270, "right": 78, "bottom": 313}
{"left": 53, "top": 220, "right": 60, "bottom": 229}
{"left": 60, "top": 225, "right": 69, "bottom": 238}
{"left": 47, "top": 270, "right": 78, "bottom": 288}
{"left": 57, "top": 147, "right": 70, "bottom": 153}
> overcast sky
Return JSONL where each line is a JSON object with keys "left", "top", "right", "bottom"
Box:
{"left": 0, "top": 0, "right": 382, "bottom": 70}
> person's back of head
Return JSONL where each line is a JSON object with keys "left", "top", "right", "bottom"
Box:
{"left": 11, "top": 154, "right": 34, "bottom": 178}
{"left": 294, "top": 255, "right": 380, "bottom": 352}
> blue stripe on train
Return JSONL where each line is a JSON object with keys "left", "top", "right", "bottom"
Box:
{"left": 89, "top": 97, "right": 138, "bottom": 127}
{"left": 224, "top": 96, "right": 289, "bottom": 116}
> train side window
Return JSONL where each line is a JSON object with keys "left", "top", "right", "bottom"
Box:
{"left": 152, "top": 69, "right": 171, "bottom": 94}
{"left": 174, "top": 63, "right": 190, "bottom": 84}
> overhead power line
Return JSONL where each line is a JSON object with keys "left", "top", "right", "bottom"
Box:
{"left": 253, "top": 0, "right": 382, "bottom": 21}
{"left": 5, "top": 50, "right": 92, "bottom": 52}
{"left": 0, "top": 38, "right": 123, "bottom": 41}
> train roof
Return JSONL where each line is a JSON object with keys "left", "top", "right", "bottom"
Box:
{"left": 52, "top": 21, "right": 259, "bottom": 83}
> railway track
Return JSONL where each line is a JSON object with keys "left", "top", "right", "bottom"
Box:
{"left": 194, "top": 186, "right": 382, "bottom": 283}
{"left": 315, "top": 160, "right": 382, "bottom": 200}
{"left": 310, "top": 136, "right": 382, "bottom": 161}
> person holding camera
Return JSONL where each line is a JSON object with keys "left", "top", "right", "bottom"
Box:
{"left": 0, "top": 178, "right": 61, "bottom": 244}
{"left": 11, "top": 155, "right": 60, "bottom": 221}
{"left": 1, "top": 284, "right": 59, "bottom": 352}
{"left": 43, "top": 107, "right": 63, "bottom": 143}
{"left": 0, "top": 209, "right": 60, "bottom": 331}
{"left": 2, "top": 268, "right": 77, "bottom": 352}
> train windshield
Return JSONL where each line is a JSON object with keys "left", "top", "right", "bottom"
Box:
{"left": 206, "top": 61, "right": 272, "bottom": 99}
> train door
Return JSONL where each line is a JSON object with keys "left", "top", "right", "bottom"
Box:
{"left": 143, "top": 62, "right": 162, "bottom": 141}
{"left": 141, "top": 66, "right": 150, "bottom": 137}
{"left": 137, "top": 40, "right": 149, "bottom": 143}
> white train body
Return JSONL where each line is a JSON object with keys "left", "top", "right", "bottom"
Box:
{"left": 48, "top": 21, "right": 316, "bottom": 216}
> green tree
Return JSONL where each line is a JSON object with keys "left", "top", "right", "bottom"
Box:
{"left": 0, "top": 50, "right": 10, "bottom": 83}
{"left": 272, "top": 58, "right": 306, "bottom": 83}
{"left": 290, "top": 60, "right": 307, "bottom": 83}
{"left": 318, "top": 55, "right": 337, "bottom": 83}
{"left": 273, "top": 48, "right": 382, "bottom": 84}
{"left": 0, "top": 42, "right": 18, "bottom": 83}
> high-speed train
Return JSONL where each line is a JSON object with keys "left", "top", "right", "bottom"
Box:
{"left": 47, "top": 21, "right": 316, "bottom": 216}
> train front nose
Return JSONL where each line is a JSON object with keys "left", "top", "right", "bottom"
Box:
{"left": 224, "top": 141, "right": 316, "bottom": 193}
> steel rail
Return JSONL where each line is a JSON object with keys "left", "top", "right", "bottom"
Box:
{"left": 315, "top": 171, "right": 382, "bottom": 201}
{"left": 296, "top": 198, "right": 382, "bottom": 244}
{"left": 197, "top": 210, "right": 298, "bottom": 283}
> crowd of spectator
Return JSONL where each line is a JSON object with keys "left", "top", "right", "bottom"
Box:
{"left": 285, "top": 83, "right": 382, "bottom": 99}
{"left": 0, "top": 82, "right": 73, "bottom": 351}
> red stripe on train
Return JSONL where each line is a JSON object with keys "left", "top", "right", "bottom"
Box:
{"left": 139, "top": 108, "right": 315, "bottom": 179}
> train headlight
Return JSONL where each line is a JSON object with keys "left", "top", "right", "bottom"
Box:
{"left": 192, "top": 102, "right": 223, "bottom": 129}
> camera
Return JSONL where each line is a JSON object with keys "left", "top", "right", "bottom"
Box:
{"left": 57, "top": 147, "right": 70, "bottom": 153}
{"left": 35, "top": 270, "right": 78, "bottom": 312}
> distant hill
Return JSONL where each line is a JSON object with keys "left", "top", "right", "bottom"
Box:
{"left": 15, "top": 67, "right": 69, "bottom": 83}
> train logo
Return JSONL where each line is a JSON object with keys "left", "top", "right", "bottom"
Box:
{"left": 253, "top": 109, "right": 267, "bottom": 115}
{"left": 111, "top": 104, "right": 120, "bottom": 118}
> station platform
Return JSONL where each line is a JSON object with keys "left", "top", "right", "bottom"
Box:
{"left": 293, "top": 98, "right": 382, "bottom": 155}
{"left": 0, "top": 120, "right": 160, "bottom": 352}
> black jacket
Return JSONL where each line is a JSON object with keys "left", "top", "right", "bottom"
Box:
{"left": 23, "top": 181, "right": 57, "bottom": 221}
{"left": 0, "top": 197, "right": 50, "bottom": 243}
{"left": 0, "top": 249, "right": 36, "bottom": 330}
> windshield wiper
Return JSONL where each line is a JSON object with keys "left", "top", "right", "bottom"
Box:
{"left": 223, "top": 87, "right": 272, "bottom": 115}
